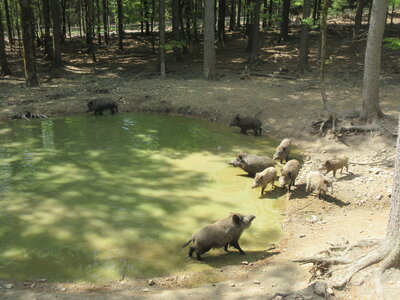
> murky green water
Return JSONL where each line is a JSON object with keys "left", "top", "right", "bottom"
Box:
{"left": 0, "top": 113, "right": 286, "bottom": 283}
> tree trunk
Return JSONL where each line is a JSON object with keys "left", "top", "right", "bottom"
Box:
{"left": 296, "top": 0, "right": 311, "bottom": 74}
{"left": 172, "top": 0, "right": 182, "bottom": 61}
{"left": 353, "top": 0, "right": 364, "bottom": 37}
{"left": 96, "top": 0, "right": 101, "bottom": 45}
{"left": 204, "top": 0, "right": 216, "bottom": 80}
{"left": 0, "top": 7, "right": 11, "bottom": 75}
{"left": 50, "top": 0, "right": 63, "bottom": 67}
{"left": 85, "top": 0, "right": 95, "bottom": 61}
{"left": 249, "top": 0, "right": 261, "bottom": 64}
{"left": 280, "top": 0, "right": 290, "bottom": 42}
{"left": 268, "top": 0, "right": 273, "bottom": 28}
{"left": 18, "top": 0, "right": 38, "bottom": 86}
{"left": 159, "top": 0, "right": 166, "bottom": 79}
{"left": 61, "top": 0, "right": 67, "bottom": 43}
{"left": 230, "top": 0, "right": 236, "bottom": 30}
{"left": 320, "top": 0, "right": 328, "bottom": 82}
{"left": 144, "top": 0, "right": 150, "bottom": 36}
{"left": 193, "top": 0, "right": 198, "bottom": 41}
{"left": 360, "top": 0, "right": 386, "bottom": 123}
{"left": 4, "top": 0, "right": 14, "bottom": 46}
{"left": 236, "top": 0, "right": 241, "bottom": 27}
{"left": 41, "top": 0, "right": 52, "bottom": 60}
{"left": 262, "top": 0, "right": 267, "bottom": 29}
{"left": 116, "top": 0, "right": 123, "bottom": 50}
{"left": 218, "top": 0, "right": 226, "bottom": 43}
{"left": 102, "top": 0, "right": 108, "bottom": 44}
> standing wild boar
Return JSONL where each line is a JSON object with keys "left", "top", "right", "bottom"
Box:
{"left": 306, "top": 171, "right": 334, "bottom": 199}
{"left": 229, "top": 114, "right": 262, "bottom": 136}
{"left": 322, "top": 155, "right": 349, "bottom": 177}
{"left": 87, "top": 99, "right": 118, "bottom": 115}
{"left": 279, "top": 159, "right": 301, "bottom": 192}
{"left": 229, "top": 152, "right": 276, "bottom": 177}
{"left": 183, "top": 213, "right": 256, "bottom": 261}
{"left": 273, "top": 138, "right": 292, "bottom": 163}
{"left": 251, "top": 167, "right": 277, "bottom": 195}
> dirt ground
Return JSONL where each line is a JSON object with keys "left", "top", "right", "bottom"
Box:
{"left": 0, "top": 22, "right": 399, "bottom": 299}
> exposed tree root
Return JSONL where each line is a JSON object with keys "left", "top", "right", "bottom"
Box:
{"left": 12, "top": 109, "right": 48, "bottom": 120}
{"left": 349, "top": 155, "right": 394, "bottom": 166}
{"left": 292, "top": 257, "right": 352, "bottom": 265}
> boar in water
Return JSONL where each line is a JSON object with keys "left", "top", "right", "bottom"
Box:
{"left": 183, "top": 213, "right": 256, "bottom": 261}
{"left": 306, "top": 171, "right": 334, "bottom": 199}
{"left": 229, "top": 114, "right": 262, "bottom": 136}
{"left": 279, "top": 159, "right": 301, "bottom": 193}
{"left": 87, "top": 99, "right": 118, "bottom": 115}
{"left": 251, "top": 167, "right": 277, "bottom": 195}
{"left": 229, "top": 152, "right": 276, "bottom": 177}
{"left": 273, "top": 138, "right": 292, "bottom": 164}
{"left": 322, "top": 155, "right": 349, "bottom": 177}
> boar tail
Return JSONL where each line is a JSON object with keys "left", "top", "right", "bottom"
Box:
{"left": 182, "top": 238, "right": 193, "bottom": 248}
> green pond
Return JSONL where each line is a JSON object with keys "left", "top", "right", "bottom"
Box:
{"left": 0, "top": 113, "right": 286, "bottom": 284}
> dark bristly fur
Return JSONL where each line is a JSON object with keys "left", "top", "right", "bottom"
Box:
{"left": 183, "top": 213, "right": 256, "bottom": 261}
{"left": 229, "top": 114, "right": 262, "bottom": 136}
{"left": 229, "top": 153, "right": 276, "bottom": 177}
{"left": 87, "top": 99, "right": 118, "bottom": 115}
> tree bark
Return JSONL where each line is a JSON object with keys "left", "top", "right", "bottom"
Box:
{"left": 280, "top": 0, "right": 290, "bottom": 42}
{"left": 204, "top": 0, "right": 216, "bottom": 80}
{"left": 230, "top": 0, "right": 236, "bottom": 30}
{"left": 96, "top": 0, "right": 101, "bottom": 45}
{"left": 102, "top": 0, "right": 108, "bottom": 44}
{"left": 172, "top": 0, "right": 182, "bottom": 61}
{"left": 237, "top": 0, "right": 241, "bottom": 27}
{"left": 296, "top": 0, "right": 311, "bottom": 74}
{"left": 42, "top": 0, "right": 52, "bottom": 60}
{"left": 18, "top": 0, "right": 38, "bottom": 86}
{"left": 353, "top": 0, "right": 364, "bottom": 37}
{"left": 249, "top": 0, "right": 261, "bottom": 64}
{"left": 61, "top": 0, "right": 67, "bottom": 43}
{"left": 0, "top": 7, "right": 11, "bottom": 75}
{"left": 116, "top": 0, "right": 123, "bottom": 50}
{"left": 159, "top": 0, "right": 166, "bottom": 79}
{"left": 4, "top": 0, "right": 14, "bottom": 46}
{"left": 218, "top": 0, "right": 226, "bottom": 43}
{"left": 360, "top": 0, "right": 386, "bottom": 123}
{"left": 50, "top": 0, "right": 63, "bottom": 67}
{"left": 85, "top": 0, "right": 95, "bottom": 61}
{"left": 143, "top": 0, "right": 150, "bottom": 35}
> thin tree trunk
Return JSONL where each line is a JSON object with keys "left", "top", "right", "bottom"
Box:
{"left": 320, "top": 0, "right": 328, "bottom": 82}
{"left": 230, "top": 0, "right": 236, "bottom": 30}
{"left": 353, "top": 0, "right": 364, "bottom": 37}
{"left": 262, "top": 0, "right": 267, "bottom": 29}
{"left": 102, "top": 0, "right": 108, "bottom": 44}
{"left": 204, "top": 0, "right": 216, "bottom": 80}
{"left": 96, "top": 0, "right": 101, "bottom": 45}
{"left": 172, "top": 0, "right": 182, "bottom": 61}
{"left": 144, "top": 0, "right": 150, "bottom": 35}
{"left": 237, "top": 0, "right": 241, "bottom": 27}
{"left": 15, "top": 2, "right": 22, "bottom": 54}
{"left": 268, "top": 0, "right": 273, "bottom": 28}
{"left": 218, "top": 0, "right": 226, "bottom": 43}
{"left": 249, "top": 0, "right": 261, "bottom": 64}
{"left": 360, "top": 0, "right": 386, "bottom": 123}
{"left": 4, "top": 0, "right": 14, "bottom": 46}
{"left": 193, "top": 0, "right": 198, "bottom": 41}
{"left": 42, "top": 0, "right": 52, "bottom": 60}
{"left": 50, "top": 0, "right": 63, "bottom": 67}
{"left": 78, "top": 0, "right": 83, "bottom": 38}
{"left": 18, "top": 0, "right": 38, "bottom": 86}
{"left": 390, "top": 4, "right": 394, "bottom": 27}
{"left": 280, "top": 0, "right": 290, "bottom": 41}
{"left": 296, "top": 0, "right": 311, "bottom": 74}
{"left": 117, "top": 0, "right": 123, "bottom": 50}
{"left": 0, "top": 7, "right": 11, "bottom": 75}
{"left": 61, "top": 0, "right": 67, "bottom": 43}
{"left": 85, "top": 0, "right": 95, "bottom": 61}
{"left": 159, "top": 0, "right": 166, "bottom": 79}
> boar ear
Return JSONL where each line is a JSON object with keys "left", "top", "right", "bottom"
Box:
{"left": 232, "top": 214, "right": 241, "bottom": 225}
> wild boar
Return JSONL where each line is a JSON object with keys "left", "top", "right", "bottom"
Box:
{"left": 306, "top": 171, "right": 334, "bottom": 199}
{"left": 183, "top": 213, "right": 256, "bottom": 261}
{"left": 251, "top": 167, "right": 277, "bottom": 195}
{"left": 322, "top": 155, "right": 349, "bottom": 177}
{"left": 229, "top": 114, "right": 262, "bottom": 136}
{"left": 87, "top": 99, "right": 118, "bottom": 115}
{"left": 273, "top": 138, "right": 292, "bottom": 163}
{"left": 229, "top": 152, "right": 276, "bottom": 177}
{"left": 279, "top": 159, "right": 301, "bottom": 192}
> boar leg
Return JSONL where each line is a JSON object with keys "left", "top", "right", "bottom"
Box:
{"left": 231, "top": 241, "right": 245, "bottom": 255}
{"left": 189, "top": 247, "right": 196, "bottom": 258}
{"left": 261, "top": 187, "right": 265, "bottom": 195}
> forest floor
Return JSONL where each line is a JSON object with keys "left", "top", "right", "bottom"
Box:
{"left": 0, "top": 18, "right": 400, "bottom": 299}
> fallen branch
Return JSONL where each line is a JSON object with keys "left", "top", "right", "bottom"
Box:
{"left": 292, "top": 257, "right": 352, "bottom": 265}
{"left": 349, "top": 156, "right": 394, "bottom": 166}
{"left": 251, "top": 73, "right": 298, "bottom": 80}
